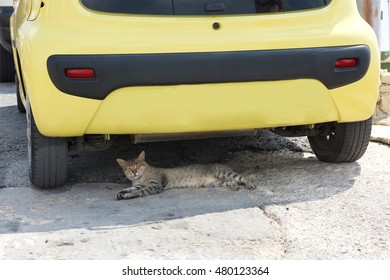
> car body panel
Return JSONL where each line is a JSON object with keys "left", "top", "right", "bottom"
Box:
{"left": 12, "top": 0, "right": 380, "bottom": 137}
{"left": 85, "top": 79, "right": 339, "bottom": 135}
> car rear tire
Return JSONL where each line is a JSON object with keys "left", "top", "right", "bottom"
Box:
{"left": 308, "top": 118, "right": 372, "bottom": 163}
{"left": 0, "top": 45, "right": 15, "bottom": 82}
{"left": 27, "top": 99, "right": 68, "bottom": 188}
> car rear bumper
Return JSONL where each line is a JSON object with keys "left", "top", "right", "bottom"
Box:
{"left": 22, "top": 76, "right": 378, "bottom": 137}
{"left": 47, "top": 45, "right": 370, "bottom": 100}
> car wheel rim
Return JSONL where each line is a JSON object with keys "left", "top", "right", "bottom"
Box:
{"left": 314, "top": 124, "right": 337, "bottom": 150}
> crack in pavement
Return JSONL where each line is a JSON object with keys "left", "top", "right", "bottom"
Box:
{"left": 258, "top": 206, "right": 291, "bottom": 255}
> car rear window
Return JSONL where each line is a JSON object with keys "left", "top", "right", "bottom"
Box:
{"left": 80, "top": 0, "right": 332, "bottom": 16}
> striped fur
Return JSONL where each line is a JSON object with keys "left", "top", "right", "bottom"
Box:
{"left": 116, "top": 151, "right": 255, "bottom": 200}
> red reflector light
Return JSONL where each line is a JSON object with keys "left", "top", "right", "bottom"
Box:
{"left": 66, "top": 68, "right": 95, "bottom": 79}
{"left": 335, "top": 59, "right": 358, "bottom": 69}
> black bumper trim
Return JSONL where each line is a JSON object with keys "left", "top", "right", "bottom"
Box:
{"left": 47, "top": 45, "right": 370, "bottom": 100}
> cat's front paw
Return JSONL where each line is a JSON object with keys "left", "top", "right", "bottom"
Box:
{"left": 246, "top": 183, "right": 256, "bottom": 190}
{"left": 230, "top": 184, "right": 241, "bottom": 191}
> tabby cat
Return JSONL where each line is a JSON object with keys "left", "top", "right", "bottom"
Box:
{"left": 116, "top": 151, "right": 255, "bottom": 200}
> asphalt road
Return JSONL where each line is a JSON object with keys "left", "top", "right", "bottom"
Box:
{"left": 1, "top": 82, "right": 390, "bottom": 260}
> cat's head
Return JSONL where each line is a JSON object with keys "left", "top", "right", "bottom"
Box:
{"left": 116, "top": 151, "right": 149, "bottom": 181}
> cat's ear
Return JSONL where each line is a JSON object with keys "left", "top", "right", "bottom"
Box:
{"left": 137, "top": 151, "right": 146, "bottom": 161}
{"left": 116, "top": 159, "right": 128, "bottom": 169}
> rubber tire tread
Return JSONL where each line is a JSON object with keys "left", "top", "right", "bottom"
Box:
{"left": 27, "top": 102, "right": 68, "bottom": 188}
{"left": 308, "top": 118, "right": 372, "bottom": 163}
{"left": 0, "top": 45, "right": 15, "bottom": 82}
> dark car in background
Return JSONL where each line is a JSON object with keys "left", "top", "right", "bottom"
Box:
{"left": 0, "top": 0, "right": 15, "bottom": 82}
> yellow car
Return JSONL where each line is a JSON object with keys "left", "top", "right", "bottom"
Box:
{"left": 12, "top": 0, "right": 379, "bottom": 188}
